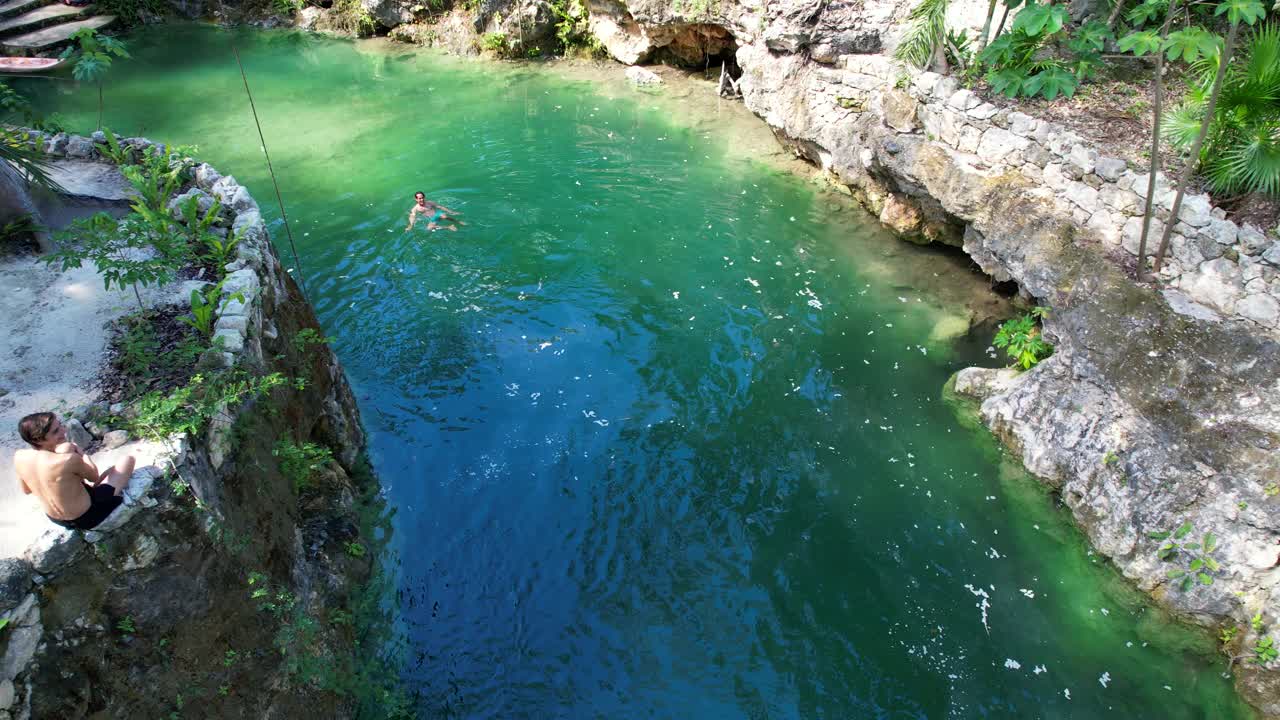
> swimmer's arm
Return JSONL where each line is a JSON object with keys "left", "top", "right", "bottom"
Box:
{"left": 406, "top": 209, "right": 416, "bottom": 230}
{"left": 16, "top": 469, "right": 31, "bottom": 495}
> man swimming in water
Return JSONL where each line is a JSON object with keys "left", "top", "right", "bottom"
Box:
{"left": 407, "top": 191, "right": 464, "bottom": 232}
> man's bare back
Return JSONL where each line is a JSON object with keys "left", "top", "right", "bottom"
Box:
{"left": 14, "top": 413, "right": 133, "bottom": 530}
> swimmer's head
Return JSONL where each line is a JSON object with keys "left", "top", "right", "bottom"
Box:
{"left": 415, "top": 191, "right": 426, "bottom": 203}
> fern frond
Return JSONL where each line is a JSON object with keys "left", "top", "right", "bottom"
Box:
{"left": 1206, "top": 124, "right": 1280, "bottom": 195}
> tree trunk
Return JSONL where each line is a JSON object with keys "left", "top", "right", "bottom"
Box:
{"left": 930, "top": 40, "right": 950, "bottom": 74}
{"left": 1134, "top": 0, "right": 1181, "bottom": 281}
{"left": 1107, "top": 0, "right": 1128, "bottom": 30}
{"left": 992, "top": 5, "right": 1011, "bottom": 42}
{"left": 97, "top": 81, "right": 103, "bottom": 131}
{"left": 976, "top": 0, "right": 999, "bottom": 51}
{"left": 1152, "top": 22, "right": 1238, "bottom": 274}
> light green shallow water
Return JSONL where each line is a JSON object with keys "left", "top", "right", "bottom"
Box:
{"left": 21, "top": 24, "right": 1251, "bottom": 719}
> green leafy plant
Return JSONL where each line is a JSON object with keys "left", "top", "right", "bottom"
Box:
{"left": 329, "top": 0, "right": 377, "bottom": 36}
{"left": 178, "top": 281, "right": 242, "bottom": 338}
{"left": 274, "top": 440, "right": 334, "bottom": 492}
{"left": 345, "top": 541, "right": 367, "bottom": 558}
{"left": 1267, "top": 483, "right": 1280, "bottom": 497}
{"left": 43, "top": 213, "right": 181, "bottom": 310}
{"left": 96, "top": 128, "right": 136, "bottom": 165}
{"left": 0, "top": 618, "right": 9, "bottom": 633}
{"left": 1161, "top": 21, "right": 1279, "bottom": 196}
{"left": 1102, "top": 450, "right": 1121, "bottom": 466}
{"left": 224, "top": 649, "right": 239, "bottom": 667}
{"left": 1221, "top": 625, "right": 1240, "bottom": 644}
{"left": 978, "top": 6, "right": 1109, "bottom": 100}
{"left": 60, "top": 29, "right": 129, "bottom": 130}
{"left": 291, "top": 328, "right": 333, "bottom": 353}
{"left": 1149, "top": 521, "right": 1222, "bottom": 591}
{"left": 992, "top": 308, "right": 1053, "bottom": 370}
{"left": 481, "top": 32, "right": 511, "bottom": 56}
{"left": 1253, "top": 636, "right": 1278, "bottom": 665}
{"left": 1252, "top": 612, "right": 1266, "bottom": 632}
{"left": 116, "top": 616, "right": 136, "bottom": 635}
{"left": 273, "top": 0, "right": 303, "bottom": 14}
{"left": 42, "top": 143, "right": 200, "bottom": 309}
{"left": 131, "top": 371, "right": 290, "bottom": 442}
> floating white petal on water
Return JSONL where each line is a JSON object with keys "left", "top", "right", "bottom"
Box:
{"left": 789, "top": 216, "right": 796, "bottom": 221}
{"left": 1099, "top": 672, "right": 1111, "bottom": 688}
{"left": 1064, "top": 689, "right": 1071, "bottom": 700}
{"left": 745, "top": 278, "right": 760, "bottom": 287}
{"left": 672, "top": 291, "right": 680, "bottom": 299}
{"left": 1020, "top": 589, "right": 1035, "bottom": 599}
{"left": 1004, "top": 659, "right": 1021, "bottom": 670}
{"left": 1033, "top": 665, "right": 1047, "bottom": 675}
{"left": 1100, "top": 608, "right": 1110, "bottom": 616}
{"left": 537, "top": 342, "right": 552, "bottom": 351}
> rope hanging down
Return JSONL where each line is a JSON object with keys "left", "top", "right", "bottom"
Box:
{"left": 231, "top": 43, "right": 309, "bottom": 301}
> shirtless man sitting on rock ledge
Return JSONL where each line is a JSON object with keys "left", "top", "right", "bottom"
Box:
{"left": 13, "top": 412, "right": 134, "bottom": 531}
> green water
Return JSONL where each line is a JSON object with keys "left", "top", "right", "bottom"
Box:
{"left": 22, "top": 24, "right": 1251, "bottom": 719}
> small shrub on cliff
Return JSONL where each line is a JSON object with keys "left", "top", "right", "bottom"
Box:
{"left": 274, "top": 440, "right": 335, "bottom": 492}
{"left": 1149, "top": 521, "right": 1222, "bottom": 592}
{"left": 992, "top": 307, "right": 1053, "bottom": 370}
{"left": 329, "top": 0, "right": 377, "bottom": 36}
{"left": 1253, "top": 636, "right": 1278, "bottom": 665}
{"left": 480, "top": 32, "right": 511, "bottom": 56}
{"left": 131, "top": 371, "right": 290, "bottom": 441}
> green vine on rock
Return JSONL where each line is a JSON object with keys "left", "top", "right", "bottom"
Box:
{"left": 1148, "top": 521, "right": 1223, "bottom": 591}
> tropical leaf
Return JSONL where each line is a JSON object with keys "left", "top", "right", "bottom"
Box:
{"left": 1216, "top": 0, "right": 1267, "bottom": 25}
{"left": 1013, "top": 1, "right": 1068, "bottom": 36}
{"left": 1119, "top": 30, "right": 1163, "bottom": 55}
{"left": 986, "top": 68, "right": 1027, "bottom": 97}
{"left": 1070, "top": 20, "right": 1113, "bottom": 53}
{"left": 1163, "top": 27, "right": 1223, "bottom": 63}
{"left": 1127, "top": 0, "right": 1166, "bottom": 26}
{"left": 1174, "top": 521, "right": 1194, "bottom": 539}
{"left": 1022, "top": 65, "right": 1078, "bottom": 99}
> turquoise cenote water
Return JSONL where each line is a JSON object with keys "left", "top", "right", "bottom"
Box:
{"left": 23, "top": 25, "right": 1249, "bottom": 718}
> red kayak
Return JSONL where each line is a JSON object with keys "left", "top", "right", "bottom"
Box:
{"left": 0, "top": 57, "right": 66, "bottom": 74}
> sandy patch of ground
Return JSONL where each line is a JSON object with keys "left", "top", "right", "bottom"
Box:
{"left": 0, "top": 163, "right": 195, "bottom": 558}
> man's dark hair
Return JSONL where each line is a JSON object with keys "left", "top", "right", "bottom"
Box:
{"left": 415, "top": 191, "right": 425, "bottom": 198}
{"left": 18, "top": 412, "right": 56, "bottom": 448}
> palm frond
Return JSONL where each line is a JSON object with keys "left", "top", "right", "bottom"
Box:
{"left": 1162, "top": 104, "right": 1206, "bottom": 149}
{"left": 0, "top": 129, "right": 61, "bottom": 192}
{"left": 1205, "top": 124, "right": 1280, "bottom": 195}
{"left": 894, "top": 0, "right": 949, "bottom": 68}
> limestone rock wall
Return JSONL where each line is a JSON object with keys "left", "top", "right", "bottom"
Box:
{"left": 0, "top": 133, "right": 373, "bottom": 719}
{"left": 741, "top": 51, "right": 1280, "bottom": 330}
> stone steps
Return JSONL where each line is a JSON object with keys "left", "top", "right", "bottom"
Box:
{"left": 0, "top": 3, "right": 93, "bottom": 36}
{"left": 0, "top": 13, "right": 113, "bottom": 56}
{"left": 0, "top": 0, "right": 55, "bottom": 21}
